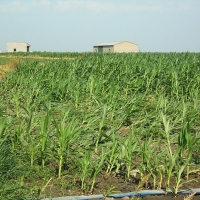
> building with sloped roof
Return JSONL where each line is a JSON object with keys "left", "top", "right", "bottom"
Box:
{"left": 7, "top": 42, "right": 31, "bottom": 52}
{"left": 93, "top": 41, "right": 138, "bottom": 53}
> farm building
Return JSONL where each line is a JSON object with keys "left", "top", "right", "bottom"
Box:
{"left": 7, "top": 42, "right": 31, "bottom": 52}
{"left": 93, "top": 41, "right": 139, "bottom": 53}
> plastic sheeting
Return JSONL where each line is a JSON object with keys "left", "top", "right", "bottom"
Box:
{"left": 42, "top": 188, "right": 200, "bottom": 200}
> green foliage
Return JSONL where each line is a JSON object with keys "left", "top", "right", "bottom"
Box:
{"left": 0, "top": 52, "right": 200, "bottom": 198}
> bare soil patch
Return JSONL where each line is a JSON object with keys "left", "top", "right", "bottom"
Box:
{"left": 40, "top": 171, "right": 200, "bottom": 200}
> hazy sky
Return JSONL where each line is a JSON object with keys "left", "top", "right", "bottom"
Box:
{"left": 1, "top": 0, "right": 200, "bottom": 52}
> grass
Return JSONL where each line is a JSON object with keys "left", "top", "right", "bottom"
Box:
{"left": 0, "top": 59, "right": 18, "bottom": 80}
{"left": 0, "top": 52, "right": 200, "bottom": 199}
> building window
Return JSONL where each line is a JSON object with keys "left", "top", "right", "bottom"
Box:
{"left": 14, "top": 48, "right": 16, "bottom": 52}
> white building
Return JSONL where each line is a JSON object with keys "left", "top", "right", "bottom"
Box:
{"left": 7, "top": 42, "right": 31, "bottom": 52}
{"left": 93, "top": 41, "right": 139, "bottom": 53}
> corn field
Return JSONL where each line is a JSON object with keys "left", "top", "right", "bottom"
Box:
{"left": 0, "top": 52, "right": 200, "bottom": 199}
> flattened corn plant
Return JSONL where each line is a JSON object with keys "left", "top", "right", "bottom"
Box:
{"left": 0, "top": 52, "right": 200, "bottom": 199}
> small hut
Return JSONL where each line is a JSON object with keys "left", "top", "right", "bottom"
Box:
{"left": 7, "top": 42, "right": 31, "bottom": 52}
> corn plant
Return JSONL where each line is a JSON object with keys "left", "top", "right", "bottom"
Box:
{"left": 89, "top": 148, "right": 106, "bottom": 193}
{"left": 54, "top": 114, "right": 80, "bottom": 178}
{"left": 161, "top": 112, "right": 173, "bottom": 158}
{"left": 120, "top": 131, "right": 138, "bottom": 179}
{"left": 171, "top": 70, "right": 179, "bottom": 99}
{"left": 94, "top": 104, "right": 107, "bottom": 152}
{"left": 177, "top": 117, "right": 199, "bottom": 180}
{"left": 21, "top": 109, "right": 39, "bottom": 167}
{"left": 105, "top": 138, "right": 119, "bottom": 174}
{"left": 39, "top": 111, "right": 50, "bottom": 168}
{"left": 164, "top": 150, "right": 179, "bottom": 192}
{"left": 88, "top": 75, "right": 94, "bottom": 98}
{"left": 0, "top": 117, "right": 8, "bottom": 144}
{"left": 11, "top": 123, "right": 23, "bottom": 152}
{"left": 185, "top": 131, "right": 199, "bottom": 180}
{"left": 10, "top": 93, "right": 21, "bottom": 118}
{"left": 138, "top": 136, "right": 155, "bottom": 187}
{"left": 79, "top": 151, "right": 92, "bottom": 190}
{"left": 178, "top": 120, "right": 191, "bottom": 158}
{"left": 150, "top": 151, "right": 165, "bottom": 189}
{"left": 1, "top": 52, "right": 200, "bottom": 198}
{"left": 157, "top": 163, "right": 165, "bottom": 189}
{"left": 173, "top": 158, "right": 197, "bottom": 195}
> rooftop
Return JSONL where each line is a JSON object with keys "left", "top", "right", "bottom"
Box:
{"left": 7, "top": 42, "right": 31, "bottom": 46}
{"left": 94, "top": 41, "right": 121, "bottom": 47}
{"left": 94, "top": 41, "right": 137, "bottom": 47}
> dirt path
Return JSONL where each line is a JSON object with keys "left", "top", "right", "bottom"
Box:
{"left": 0, "top": 55, "right": 77, "bottom": 60}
